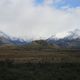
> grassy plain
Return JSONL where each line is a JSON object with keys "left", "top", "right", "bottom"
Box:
{"left": 0, "top": 47, "right": 80, "bottom": 63}
{"left": 0, "top": 47, "right": 80, "bottom": 80}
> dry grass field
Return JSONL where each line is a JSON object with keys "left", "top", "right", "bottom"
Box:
{"left": 0, "top": 47, "right": 80, "bottom": 80}
{"left": 0, "top": 47, "right": 80, "bottom": 63}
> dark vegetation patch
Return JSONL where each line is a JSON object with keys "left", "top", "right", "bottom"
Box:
{"left": 0, "top": 61, "right": 80, "bottom": 80}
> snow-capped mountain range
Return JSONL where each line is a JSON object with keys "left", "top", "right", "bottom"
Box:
{"left": 47, "top": 29, "right": 80, "bottom": 48}
{"left": 0, "top": 29, "right": 80, "bottom": 48}
{"left": 0, "top": 31, "right": 27, "bottom": 46}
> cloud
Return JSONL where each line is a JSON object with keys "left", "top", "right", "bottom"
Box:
{"left": 0, "top": 0, "right": 80, "bottom": 39}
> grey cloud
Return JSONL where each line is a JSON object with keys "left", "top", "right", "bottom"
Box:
{"left": 0, "top": 0, "right": 80, "bottom": 39}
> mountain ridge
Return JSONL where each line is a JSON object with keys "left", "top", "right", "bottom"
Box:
{"left": 0, "top": 31, "right": 28, "bottom": 46}
{"left": 0, "top": 29, "right": 80, "bottom": 48}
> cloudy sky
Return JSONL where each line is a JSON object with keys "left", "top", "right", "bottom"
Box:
{"left": 0, "top": 0, "right": 80, "bottom": 39}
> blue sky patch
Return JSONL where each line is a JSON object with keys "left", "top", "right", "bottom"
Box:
{"left": 53, "top": 0, "right": 80, "bottom": 9}
{"left": 34, "top": 0, "right": 80, "bottom": 9}
{"left": 35, "top": 0, "right": 44, "bottom": 5}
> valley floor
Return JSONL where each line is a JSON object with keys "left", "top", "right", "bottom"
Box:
{"left": 0, "top": 48, "right": 80, "bottom": 63}
{"left": 0, "top": 48, "right": 80, "bottom": 80}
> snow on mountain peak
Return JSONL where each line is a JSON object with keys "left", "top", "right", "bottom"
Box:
{"left": 65, "top": 29, "right": 80, "bottom": 40}
{"left": 0, "top": 30, "right": 9, "bottom": 39}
